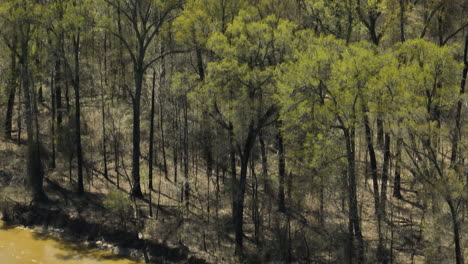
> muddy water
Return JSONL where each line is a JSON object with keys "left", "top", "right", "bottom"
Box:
{"left": 0, "top": 221, "right": 142, "bottom": 264}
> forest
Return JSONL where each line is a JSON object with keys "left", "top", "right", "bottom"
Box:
{"left": 0, "top": 0, "right": 467, "bottom": 263}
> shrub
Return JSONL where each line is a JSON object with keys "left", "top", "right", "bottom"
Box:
{"left": 104, "top": 190, "right": 132, "bottom": 225}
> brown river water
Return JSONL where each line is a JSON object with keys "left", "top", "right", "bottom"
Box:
{"left": 0, "top": 220, "right": 143, "bottom": 264}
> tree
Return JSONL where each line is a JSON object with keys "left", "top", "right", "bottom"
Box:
{"left": 105, "top": 0, "right": 181, "bottom": 198}
{"left": 0, "top": 0, "right": 46, "bottom": 202}
{"left": 277, "top": 35, "right": 393, "bottom": 263}
{"left": 203, "top": 8, "right": 295, "bottom": 256}
{"left": 46, "top": 0, "right": 96, "bottom": 194}
{"left": 393, "top": 39, "right": 463, "bottom": 264}
{"left": 2, "top": 30, "right": 18, "bottom": 140}
{"left": 300, "top": 0, "right": 355, "bottom": 42}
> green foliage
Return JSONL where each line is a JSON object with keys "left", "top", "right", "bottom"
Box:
{"left": 203, "top": 8, "right": 296, "bottom": 142}
{"left": 103, "top": 190, "right": 132, "bottom": 221}
{"left": 173, "top": 0, "right": 245, "bottom": 47}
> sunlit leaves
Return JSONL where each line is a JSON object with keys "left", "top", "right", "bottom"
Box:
{"left": 203, "top": 9, "right": 296, "bottom": 142}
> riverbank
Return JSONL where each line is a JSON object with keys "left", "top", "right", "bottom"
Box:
{"left": 0, "top": 219, "right": 143, "bottom": 264}
{"left": 0, "top": 182, "right": 207, "bottom": 264}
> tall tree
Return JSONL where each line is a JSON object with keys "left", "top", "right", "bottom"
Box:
{"left": 394, "top": 39, "right": 463, "bottom": 264}
{"left": 0, "top": 0, "right": 46, "bottom": 202}
{"left": 204, "top": 8, "right": 295, "bottom": 256}
{"left": 105, "top": 0, "right": 181, "bottom": 198}
{"left": 3, "top": 34, "right": 18, "bottom": 139}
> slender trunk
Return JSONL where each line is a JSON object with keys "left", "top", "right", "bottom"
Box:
{"left": 131, "top": 63, "right": 143, "bottom": 198}
{"left": 229, "top": 123, "right": 237, "bottom": 226}
{"left": 178, "top": 105, "right": 183, "bottom": 181}
{"left": 158, "top": 51, "right": 168, "bottom": 180}
{"left": 65, "top": 78, "right": 71, "bottom": 113}
{"left": 205, "top": 126, "right": 213, "bottom": 221}
{"left": 234, "top": 152, "right": 248, "bottom": 257}
{"left": 173, "top": 99, "right": 178, "bottom": 183}
{"left": 55, "top": 55, "right": 62, "bottom": 126}
{"left": 319, "top": 172, "right": 325, "bottom": 225}
{"left": 362, "top": 108, "right": 380, "bottom": 216}
{"left": 183, "top": 98, "right": 189, "bottom": 210}
{"left": 159, "top": 94, "right": 168, "bottom": 180}
{"left": 117, "top": 1, "right": 125, "bottom": 98}
{"left": 346, "top": 0, "right": 354, "bottom": 43}
{"left": 173, "top": 131, "right": 178, "bottom": 181}
{"left": 377, "top": 118, "right": 384, "bottom": 148}
{"left": 437, "top": 11, "right": 444, "bottom": 46}
{"left": 149, "top": 69, "right": 156, "bottom": 190}
{"left": 5, "top": 46, "right": 17, "bottom": 139}
{"left": 101, "top": 63, "right": 108, "bottom": 180}
{"left": 361, "top": 100, "right": 384, "bottom": 259}
{"left": 21, "top": 28, "right": 44, "bottom": 202}
{"left": 250, "top": 157, "right": 260, "bottom": 245}
{"left": 73, "top": 34, "right": 84, "bottom": 195}
{"left": 344, "top": 127, "right": 364, "bottom": 264}
{"left": 114, "top": 136, "right": 120, "bottom": 189}
{"left": 448, "top": 199, "right": 464, "bottom": 264}
{"left": 380, "top": 133, "right": 390, "bottom": 215}
{"left": 38, "top": 84, "right": 43, "bottom": 103}
{"left": 393, "top": 138, "right": 402, "bottom": 198}
{"left": 159, "top": 106, "right": 169, "bottom": 180}
{"left": 259, "top": 130, "right": 270, "bottom": 194}
{"left": 234, "top": 124, "right": 257, "bottom": 257}
{"left": 5, "top": 81, "right": 16, "bottom": 139}
{"left": 376, "top": 133, "right": 391, "bottom": 262}
{"left": 51, "top": 73, "right": 56, "bottom": 169}
{"left": 156, "top": 161, "right": 162, "bottom": 219}
{"left": 196, "top": 47, "right": 205, "bottom": 81}
{"left": 17, "top": 87, "right": 22, "bottom": 144}
{"left": 451, "top": 33, "right": 467, "bottom": 164}
{"left": 277, "top": 120, "right": 286, "bottom": 211}
{"left": 216, "top": 162, "right": 220, "bottom": 247}
{"left": 399, "top": 0, "right": 406, "bottom": 42}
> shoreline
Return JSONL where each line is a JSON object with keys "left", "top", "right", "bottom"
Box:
{"left": 0, "top": 195, "right": 206, "bottom": 264}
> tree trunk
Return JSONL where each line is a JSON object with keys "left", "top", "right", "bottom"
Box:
{"left": 183, "top": 98, "right": 189, "bottom": 210}
{"left": 376, "top": 133, "right": 391, "bottom": 263}
{"left": 158, "top": 52, "right": 168, "bottom": 181}
{"left": 380, "top": 133, "right": 390, "bottom": 215}
{"left": 229, "top": 123, "right": 237, "bottom": 226}
{"left": 17, "top": 84, "right": 22, "bottom": 144}
{"left": 131, "top": 63, "right": 144, "bottom": 198}
{"left": 114, "top": 129, "right": 120, "bottom": 189}
{"left": 173, "top": 98, "right": 179, "bottom": 183}
{"left": 159, "top": 93, "right": 168, "bottom": 180}
{"left": 399, "top": 0, "right": 406, "bottom": 42}
{"left": 54, "top": 55, "right": 63, "bottom": 126}
{"left": 4, "top": 46, "right": 17, "bottom": 139}
{"left": 451, "top": 33, "right": 467, "bottom": 164}
{"left": 149, "top": 69, "right": 156, "bottom": 190}
{"left": 20, "top": 27, "right": 45, "bottom": 203}
{"left": 277, "top": 120, "right": 286, "bottom": 211}
{"left": 234, "top": 152, "right": 248, "bottom": 257}
{"left": 50, "top": 73, "right": 56, "bottom": 169}
{"left": 259, "top": 130, "right": 270, "bottom": 194}
{"left": 234, "top": 123, "right": 257, "bottom": 257}
{"left": 250, "top": 157, "right": 260, "bottom": 245}
{"left": 101, "top": 62, "right": 108, "bottom": 181}
{"left": 216, "top": 162, "right": 221, "bottom": 247}
{"left": 344, "top": 127, "right": 364, "bottom": 264}
{"left": 393, "top": 138, "right": 402, "bottom": 198}
{"left": 362, "top": 109, "right": 381, "bottom": 219}
{"left": 73, "top": 34, "right": 84, "bottom": 195}
{"left": 448, "top": 199, "right": 464, "bottom": 264}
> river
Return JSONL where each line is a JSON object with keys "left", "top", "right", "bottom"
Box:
{"left": 0, "top": 220, "right": 143, "bottom": 264}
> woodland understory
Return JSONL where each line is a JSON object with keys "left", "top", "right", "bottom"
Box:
{"left": 0, "top": 0, "right": 467, "bottom": 263}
